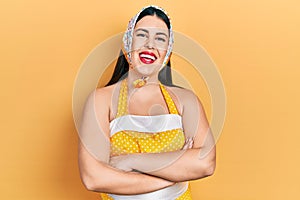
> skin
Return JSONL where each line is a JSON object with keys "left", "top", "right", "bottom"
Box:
{"left": 127, "top": 15, "right": 169, "bottom": 94}
{"left": 78, "top": 14, "right": 216, "bottom": 195}
{"left": 130, "top": 16, "right": 168, "bottom": 75}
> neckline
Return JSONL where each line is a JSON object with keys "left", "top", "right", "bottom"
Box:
{"left": 115, "top": 78, "right": 179, "bottom": 119}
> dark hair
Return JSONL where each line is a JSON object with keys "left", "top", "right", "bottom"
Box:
{"left": 105, "top": 7, "right": 178, "bottom": 87}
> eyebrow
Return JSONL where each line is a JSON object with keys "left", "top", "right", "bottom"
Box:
{"left": 156, "top": 32, "right": 168, "bottom": 37}
{"left": 135, "top": 28, "right": 168, "bottom": 37}
{"left": 135, "top": 28, "right": 149, "bottom": 33}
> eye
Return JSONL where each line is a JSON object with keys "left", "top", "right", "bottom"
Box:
{"left": 136, "top": 33, "right": 147, "bottom": 38}
{"left": 156, "top": 37, "right": 166, "bottom": 42}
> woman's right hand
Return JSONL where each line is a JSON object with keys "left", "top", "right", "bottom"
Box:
{"left": 182, "top": 137, "right": 194, "bottom": 150}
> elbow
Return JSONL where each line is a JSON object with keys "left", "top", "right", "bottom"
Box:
{"left": 81, "top": 174, "right": 97, "bottom": 191}
{"left": 203, "top": 160, "right": 216, "bottom": 177}
{"left": 81, "top": 173, "right": 106, "bottom": 192}
{"left": 192, "top": 158, "right": 216, "bottom": 180}
{"left": 200, "top": 148, "right": 216, "bottom": 177}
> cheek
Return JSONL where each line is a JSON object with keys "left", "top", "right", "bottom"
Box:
{"left": 157, "top": 41, "right": 169, "bottom": 51}
{"left": 158, "top": 50, "right": 167, "bottom": 60}
{"left": 131, "top": 51, "right": 139, "bottom": 64}
{"left": 130, "top": 40, "right": 141, "bottom": 63}
{"left": 131, "top": 38, "right": 146, "bottom": 52}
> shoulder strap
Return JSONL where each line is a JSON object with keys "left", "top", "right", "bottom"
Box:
{"left": 116, "top": 79, "right": 180, "bottom": 117}
{"left": 116, "top": 79, "right": 128, "bottom": 118}
{"left": 159, "top": 83, "right": 179, "bottom": 115}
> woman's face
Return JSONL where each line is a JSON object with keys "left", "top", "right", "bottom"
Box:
{"left": 131, "top": 15, "right": 169, "bottom": 76}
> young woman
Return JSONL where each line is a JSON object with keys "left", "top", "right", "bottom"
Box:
{"left": 78, "top": 5, "right": 216, "bottom": 200}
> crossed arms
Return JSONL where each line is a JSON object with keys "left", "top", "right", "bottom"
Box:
{"left": 78, "top": 88, "right": 216, "bottom": 195}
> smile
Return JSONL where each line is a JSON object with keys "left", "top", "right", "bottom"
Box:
{"left": 139, "top": 51, "right": 157, "bottom": 64}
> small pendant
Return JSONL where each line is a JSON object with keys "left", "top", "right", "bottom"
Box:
{"left": 133, "top": 76, "right": 148, "bottom": 88}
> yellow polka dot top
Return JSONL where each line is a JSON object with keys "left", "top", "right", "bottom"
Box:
{"left": 109, "top": 78, "right": 186, "bottom": 157}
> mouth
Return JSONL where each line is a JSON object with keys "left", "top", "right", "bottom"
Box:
{"left": 139, "top": 51, "right": 157, "bottom": 64}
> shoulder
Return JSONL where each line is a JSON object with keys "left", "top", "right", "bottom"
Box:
{"left": 165, "top": 85, "right": 204, "bottom": 113}
{"left": 165, "top": 85, "right": 199, "bottom": 104}
{"left": 94, "top": 85, "right": 112, "bottom": 98}
{"left": 84, "top": 83, "right": 118, "bottom": 111}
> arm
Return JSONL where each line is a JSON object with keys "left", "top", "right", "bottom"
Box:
{"left": 110, "top": 90, "right": 216, "bottom": 182}
{"left": 79, "top": 140, "right": 175, "bottom": 194}
{"left": 78, "top": 88, "right": 174, "bottom": 195}
{"left": 110, "top": 142, "right": 215, "bottom": 183}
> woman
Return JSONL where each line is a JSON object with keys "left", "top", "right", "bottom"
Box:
{"left": 78, "top": 5, "right": 216, "bottom": 200}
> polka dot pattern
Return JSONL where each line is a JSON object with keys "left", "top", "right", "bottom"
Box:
{"left": 112, "top": 78, "right": 185, "bottom": 156}
{"left": 116, "top": 79, "right": 129, "bottom": 118}
{"left": 110, "top": 128, "right": 185, "bottom": 156}
{"left": 100, "top": 194, "right": 113, "bottom": 200}
{"left": 116, "top": 78, "right": 179, "bottom": 117}
{"left": 159, "top": 80, "right": 179, "bottom": 115}
{"left": 101, "top": 78, "right": 192, "bottom": 199}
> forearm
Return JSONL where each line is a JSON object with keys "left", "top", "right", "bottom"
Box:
{"left": 84, "top": 162, "right": 174, "bottom": 195}
{"left": 78, "top": 140, "right": 174, "bottom": 195}
{"left": 146, "top": 148, "right": 216, "bottom": 182}
{"left": 111, "top": 148, "right": 216, "bottom": 182}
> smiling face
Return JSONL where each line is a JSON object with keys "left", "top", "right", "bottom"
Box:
{"left": 130, "top": 15, "right": 169, "bottom": 76}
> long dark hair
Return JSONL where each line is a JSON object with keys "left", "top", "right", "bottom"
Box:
{"left": 105, "top": 7, "right": 178, "bottom": 87}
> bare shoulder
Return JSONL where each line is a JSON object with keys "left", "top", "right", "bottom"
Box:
{"left": 94, "top": 83, "right": 119, "bottom": 104}
{"left": 95, "top": 84, "right": 114, "bottom": 98}
{"left": 81, "top": 84, "right": 114, "bottom": 115}
{"left": 165, "top": 85, "right": 199, "bottom": 104}
{"left": 167, "top": 87, "right": 204, "bottom": 113}
{"left": 94, "top": 83, "right": 121, "bottom": 120}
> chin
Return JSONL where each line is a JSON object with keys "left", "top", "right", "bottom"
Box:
{"left": 135, "top": 63, "right": 161, "bottom": 76}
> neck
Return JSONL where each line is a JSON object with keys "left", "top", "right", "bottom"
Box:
{"left": 127, "top": 69, "right": 159, "bottom": 94}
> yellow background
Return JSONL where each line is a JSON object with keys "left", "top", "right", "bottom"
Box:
{"left": 1, "top": 0, "right": 299, "bottom": 199}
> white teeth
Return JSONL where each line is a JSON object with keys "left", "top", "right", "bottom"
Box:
{"left": 140, "top": 54, "right": 156, "bottom": 60}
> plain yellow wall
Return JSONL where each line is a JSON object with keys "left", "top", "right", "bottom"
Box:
{"left": 1, "top": 0, "right": 299, "bottom": 199}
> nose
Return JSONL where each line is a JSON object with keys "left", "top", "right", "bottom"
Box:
{"left": 145, "top": 37, "right": 155, "bottom": 49}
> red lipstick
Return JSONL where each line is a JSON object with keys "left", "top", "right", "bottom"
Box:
{"left": 139, "top": 51, "right": 157, "bottom": 64}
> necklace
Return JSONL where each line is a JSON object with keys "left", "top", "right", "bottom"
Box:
{"left": 133, "top": 76, "right": 149, "bottom": 88}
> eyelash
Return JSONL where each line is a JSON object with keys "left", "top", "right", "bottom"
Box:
{"left": 137, "top": 33, "right": 147, "bottom": 37}
{"left": 156, "top": 37, "right": 166, "bottom": 42}
{"left": 136, "top": 34, "right": 166, "bottom": 42}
